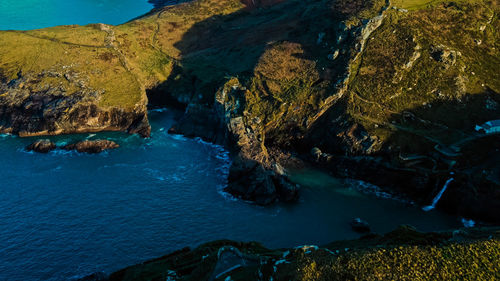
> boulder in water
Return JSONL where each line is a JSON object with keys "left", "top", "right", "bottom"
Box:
{"left": 25, "top": 139, "right": 56, "bottom": 153}
{"left": 350, "top": 218, "right": 370, "bottom": 233}
{"left": 63, "top": 140, "right": 119, "bottom": 154}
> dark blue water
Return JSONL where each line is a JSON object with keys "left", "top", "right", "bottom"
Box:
{"left": 0, "top": 0, "right": 154, "bottom": 30}
{"left": 0, "top": 2, "right": 463, "bottom": 281}
{"left": 0, "top": 110, "right": 462, "bottom": 280}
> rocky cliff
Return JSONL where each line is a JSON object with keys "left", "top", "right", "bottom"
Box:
{"left": 158, "top": 0, "right": 500, "bottom": 222}
{"left": 98, "top": 226, "right": 500, "bottom": 281}
{"left": 0, "top": 0, "right": 499, "bottom": 221}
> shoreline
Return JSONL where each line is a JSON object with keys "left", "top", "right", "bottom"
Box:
{"left": 85, "top": 226, "right": 500, "bottom": 281}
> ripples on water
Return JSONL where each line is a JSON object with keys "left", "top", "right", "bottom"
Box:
{"left": 0, "top": 109, "right": 463, "bottom": 280}
{"left": 0, "top": 2, "right": 465, "bottom": 279}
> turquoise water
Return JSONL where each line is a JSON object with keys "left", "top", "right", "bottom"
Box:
{"left": 0, "top": 3, "right": 463, "bottom": 281}
{"left": 0, "top": 0, "right": 154, "bottom": 30}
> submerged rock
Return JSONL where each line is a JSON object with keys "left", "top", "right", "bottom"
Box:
{"left": 25, "top": 139, "right": 56, "bottom": 153}
{"left": 350, "top": 218, "right": 371, "bottom": 233}
{"left": 63, "top": 140, "right": 119, "bottom": 154}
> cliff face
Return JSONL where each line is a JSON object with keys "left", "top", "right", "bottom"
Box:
{"left": 0, "top": 23, "right": 151, "bottom": 137}
{"left": 158, "top": 0, "right": 499, "bottom": 221}
{"left": 0, "top": 0, "right": 498, "bottom": 220}
{"left": 0, "top": 72, "right": 150, "bottom": 137}
{"left": 107, "top": 226, "right": 500, "bottom": 281}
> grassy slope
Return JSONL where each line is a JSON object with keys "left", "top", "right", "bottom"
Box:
{"left": 109, "top": 226, "right": 500, "bottom": 281}
{"left": 0, "top": 25, "right": 142, "bottom": 108}
{"left": 0, "top": 0, "right": 497, "bottom": 142}
{"left": 345, "top": 0, "right": 499, "bottom": 153}
{"left": 0, "top": 0, "right": 245, "bottom": 109}
{"left": 1, "top": 1, "right": 498, "bottom": 279}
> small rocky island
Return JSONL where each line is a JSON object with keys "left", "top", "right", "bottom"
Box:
{"left": 0, "top": 0, "right": 499, "bottom": 279}
{"left": 26, "top": 139, "right": 119, "bottom": 153}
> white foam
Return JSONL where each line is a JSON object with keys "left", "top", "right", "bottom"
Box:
{"left": 18, "top": 148, "right": 34, "bottom": 154}
{"left": 422, "top": 205, "right": 434, "bottom": 212}
{"left": 149, "top": 108, "right": 168, "bottom": 113}
{"left": 55, "top": 141, "right": 69, "bottom": 146}
{"left": 347, "top": 179, "right": 413, "bottom": 204}
{"left": 295, "top": 245, "right": 319, "bottom": 253}
{"left": 216, "top": 184, "right": 238, "bottom": 202}
{"left": 52, "top": 166, "right": 62, "bottom": 171}
{"left": 170, "top": 134, "right": 188, "bottom": 141}
{"left": 275, "top": 259, "right": 290, "bottom": 265}
{"left": 461, "top": 218, "right": 475, "bottom": 228}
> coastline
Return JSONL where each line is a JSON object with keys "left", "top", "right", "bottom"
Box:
{"left": 0, "top": 0, "right": 499, "bottom": 279}
{"left": 89, "top": 226, "right": 500, "bottom": 281}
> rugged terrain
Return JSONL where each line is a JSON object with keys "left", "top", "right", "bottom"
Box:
{"left": 0, "top": 0, "right": 499, "bottom": 221}
{"left": 95, "top": 226, "right": 500, "bottom": 281}
{"left": 1, "top": 0, "right": 499, "bottom": 279}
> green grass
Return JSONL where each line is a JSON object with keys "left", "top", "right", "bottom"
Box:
{"left": 108, "top": 227, "right": 500, "bottom": 281}
{"left": 391, "top": 0, "right": 486, "bottom": 10}
{"left": 345, "top": 0, "right": 500, "bottom": 150}
{"left": 0, "top": 0, "right": 246, "bottom": 109}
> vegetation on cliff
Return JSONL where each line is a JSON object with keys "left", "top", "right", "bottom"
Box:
{"left": 108, "top": 226, "right": 500, "bottom": 281}
{"left": 1, "top": 1, "right": 499, "bottom": 279}
{"left": 0, "top": 0, "right": 498, "bottom": 218}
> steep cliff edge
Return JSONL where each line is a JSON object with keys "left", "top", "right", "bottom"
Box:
{"left": 0, "top": 23, "right": 152, "bottom": 136}
{"left": 105, "top": 226, "right": 500, "bottom": 281}
{"left": 160, "top": 0, "right": 499, "bottom": 221}
{"left": 1, "top": 0, "right": 498, "bottom": 221}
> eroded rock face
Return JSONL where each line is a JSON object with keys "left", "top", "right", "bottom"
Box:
{"left": 25, "top": 139, "right": 56, "bottom": 153}
{"left": 0, "top": 74, "right": 150, "bottom": 138}
{"left": 225, "top": 154, "right": 299, "bottom": 205}
{"left": 272, "top": 173, "right": 299, "bottom": 202}
{"left": 62, "top": 140, "right": 119, "bottom": 154}
{"left": 226, "top": 155, "right": 278, "bottom": 205}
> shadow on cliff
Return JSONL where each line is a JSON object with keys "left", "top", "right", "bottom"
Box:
{"left": 383, "top": 90, "right": 500, "bottom": 223}
{"left": 146, "top": 0, "right": 364, "bottom": 135}
{"left": 304, "top": 89, "right": 500, "bottom": 223}
{"left": 144, "top": 0, "right": 385, "bottom": 204}
{"left": 145, "top": 0, "right": 500, "bottom": 221}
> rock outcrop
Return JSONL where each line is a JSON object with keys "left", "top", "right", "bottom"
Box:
{"left": 1, "top": 0, "right": 499, "bottom": 221}
{"left": 63, "top": 140, "right": 120, "bottom": 153}
{"left": 0, "top": 73, "right": 150, "bottom": 138}
{"left": 25, "top": 139, "right": 56, "bottom": 153}
{"left": 163, "top": 0, "right": 499, "bottom": 221}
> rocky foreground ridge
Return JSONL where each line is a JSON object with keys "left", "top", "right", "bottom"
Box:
{"left": 80, "top": 226, "right": 500, "bottom": 281}
{"left": 0, "top": 0, "right": 499, "bottom": 221}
